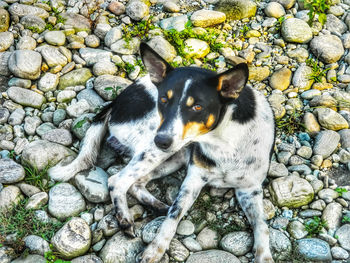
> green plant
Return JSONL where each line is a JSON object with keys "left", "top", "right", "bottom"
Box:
{"left": 306, "top": 57, "right": 329, "bottom": 83}
{"left": 304, "top": 216, "right": 328, "bottom": 237}
{"left": 26, "top": 26, "right": 42, "bottom": 34}
{"left": 342, "top": 216, "right": 350, "bottom": 223}
{"left": 207, "top": 215, "right": 243, "bottom": 236}
{"left": 104, "top": 86, "right": 123, "bottom": 100}
{"left": 23, "top": 164, "right": 53, "bottom": 192}
{"left": 45, "top": 247, "right": 71, "bottom": 263}
{"left": 7, "top": 150, "right": 16, "bottom": 160}
{"left": 335, "top": 187, "right": 348, "bottom": 196}
{"left": 275, "top": 110, "right": 305, "bottom": 135}
{"left": 240, "top": 24, "right": 250, "bottom": 36}
{"left": 275, "top": 16, "right": 286, "bottom": 31}
{"left": 123, "top": 16, "right": 156, "bottom": 43}
{"left": 301, "top": 0, "right": 330, "bottom": 25}
{"left": 0, "top": 199, "right": 64, "bottom": 255}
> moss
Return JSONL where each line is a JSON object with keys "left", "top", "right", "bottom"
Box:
{"left": 214, "top": 0, "right": 257, "bottom": 21}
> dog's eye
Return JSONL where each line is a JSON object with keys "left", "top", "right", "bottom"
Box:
{"left": 192, "top": 104, "right": 202, "bottom": 111}
{"left": 160, "top": 97, "right": 167, "bottom": 103}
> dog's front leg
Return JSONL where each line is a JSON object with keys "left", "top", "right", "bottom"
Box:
{"left": 108, "top": 150, "right": 171, "bottom": 236}
{"left": 236, "top": 187, "right": 274, "bottom": 263}
{"left": 140, "top": 166, "right": 207, "bottom": 263}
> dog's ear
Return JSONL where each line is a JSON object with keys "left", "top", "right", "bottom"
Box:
{"left": 140, "top": 43, "right": 173, "bottom": 84}
{"left": 213, "top": 63, "right": 249, "bottom": 99}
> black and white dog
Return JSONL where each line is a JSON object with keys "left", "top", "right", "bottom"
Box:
{"left": 49, "top": 43, "right": 275, "bottom": 263}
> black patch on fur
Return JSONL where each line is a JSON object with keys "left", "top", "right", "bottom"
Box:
{"left": 245, "top": 156, "right": 256, "bottom": 165}
{"left": 190, "top": 143, "right": 216, "bottom": 168}
{"left": 93, "top": 102, "right": 113, "bottom": 123}
{"left": 107, "top": 136, "right": 131, "bottom": 156}
{"left": 252, "top": 189, "right": 262, "bottom": 196}
{"left": 168, "top": 200, "right": 182, "bottom": 219}
{"left": 231, "top": 86, "right": 256, "bottom": 124}
{"left": 108, "top": 186, "right": 114, "bottom": 192}
{"left": 138, "top": 152, "right": 145, "bottom": 161}
{"left": 109, "top": 83, "right": 155, "bottom": 124}
{"left": 253, "top": 139, "right": 259, "bottom": 145}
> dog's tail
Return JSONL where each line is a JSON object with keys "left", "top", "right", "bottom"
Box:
{"left": 48, "top": 104, "right": 112, "bottom": 182}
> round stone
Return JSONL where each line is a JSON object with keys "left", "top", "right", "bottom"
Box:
{"left": 295, "top": 238, "right": 331, "bottom": 262}
{"left": 196, "top": 227, "right": 219, "bottom": 249}
{"left": 313, "top": 130, "right": 340, "bottom": 158}
{"left": 16, "top": 36, "right": 36, "bottom": 50}
{"left": 8, "top": 50, "right": 42, "bottom": 80}
{"left": 292, "top": 64, "right": 313, "bottom": 91}
{"left": 269, "top": 67, "right": 291, "bottom": 91}
{"left": 190, "top": 10, "right": 226, "bottom": 27}
{"left": 220, "top": 231, "right": 253, "bottom": 256}
{"left": 92, "top": 61, "right": 117, "bottom": 76}
{"left": 0, "top": 31, "right": 14, "bottom": 52}
{"left": 176, "top": 220, "right": 195, "bottom": 236}
{"left": 0, "top": 158, "right": 25, "bottom": 184}
{"left": 184, "top": 38, "right": 210, "bottom": 58}
{"left": 142, "top": 216, "right": 165, "bottom": 244}
{"left": 48, "top": 183, "right": 86, "bottom": 220}
{"left": 186, "top": 250, "right": 240, "bottom": 263}
{"left": 85, "top": 35, "right": 100, "bottom": 48}
{"left": 335, "top": 224, "right": 350, "bottom": 251}
{"left": 42, "top": 128, "right": 73, "bottom": 146}
{"left": 51, "top": 217, "right": 91, "bottom": 259}
{"left": 24, "top": 235, "right": 50, "bottom": 256}
{"left": 0, "top": 185, "right": 23, "bottom": 210}
{"left": 281, "top": 18, "right": 312, "bottom": 43}
{"left": 310, "top": 34, "right": 344, "bottom": 64}
{"left": 264, "top": 2, "right": 285, "bottom": 18}
{"left": 126, "top": 0, "right": 149, "bottom": 21}
{"left": 44, "top": 31, "right": 66, "bottom": 46}
{"left": 147, "top": 36, "right": 177, "bottom": 62}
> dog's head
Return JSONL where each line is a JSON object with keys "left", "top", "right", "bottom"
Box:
{"left": 140, "top": 43, "right": 249, "bottom": 152}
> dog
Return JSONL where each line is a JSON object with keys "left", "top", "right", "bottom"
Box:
{"left": 49, "top": 43, "right": 275, "bottom": 263}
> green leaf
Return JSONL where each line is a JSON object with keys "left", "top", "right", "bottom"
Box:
{"left": 318, "top": 13, "right": 327, "bottom": 25}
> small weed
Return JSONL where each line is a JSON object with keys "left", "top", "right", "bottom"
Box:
{"left": 301, "top": 0, "right": 330, "bottom": 25}
{"left": 26, "top": 26, "right": 42, "bottom": 34}
{"left": 306, "top": 57, "right": 329, "bottom": 83}
{"left": 123, "top": 16, "right": 155, "bottom": 43}
{"left": 275, "top": 16, "right": 285, "bottom": 31}
{"left": 342, "top": 216, "right": 350, "bottom": 223}
{"left": 304, "top": 216, "right": 328, "bottom": 237}
{"left": 104, "top": 86, "right": 123, "bottom": 100}
{"left": 240, "top": 24, "right": 250, "bottom": 36}
{"left": 45, "top": 247, "right": 71, "bottom": 263}
{"left": 275, "top": 110, "right": 305, "bottom": 135}
{"left": 207, "top": 215, "right": 243, "bottom": 236}
{"left": 56, "top": 15, "right": 66, "bottom": 24}
{"left": 0, "top": 199, "right": 64, "bottom": 255}
{"left": 7, "top": 150, "right": 16, "bottom": 160}
{"left": 335, "top": 187, "right": 348, "bottom": 196}
{"left": 45, "top": 23, "right": 55, "bottom": 31}
{"left": 23, "top": 164, "right": 53, "bottom": 192}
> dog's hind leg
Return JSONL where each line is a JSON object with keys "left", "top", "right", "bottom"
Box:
{"left": 48, "top": 122, "right": 108, "bottom": 181}
{"left": 129, "top": 150, "right": 186, "bottom": 215}
{"left": 236, "top": 186, "right": 274, "bottom": 263}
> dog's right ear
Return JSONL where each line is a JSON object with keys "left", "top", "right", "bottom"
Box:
{"left": 140, "top": 43, "right": 173, "bottom": 84}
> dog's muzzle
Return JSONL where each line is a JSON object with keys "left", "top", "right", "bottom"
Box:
{"left": 154, "top": 134, "right": 173, "bottom": 150}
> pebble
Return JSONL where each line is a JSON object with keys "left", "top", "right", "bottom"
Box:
{"left": 268, "top": 161, "right": 288, "bottom": 177}
{"left": 0, "top": 185, "right": 23, "bottom": 210}
{"left": 191, "top": 10, "right": 226, "bottom": 27}
{"left": 264, "top": 2, "right": 285, "bottom": 18}
{"left": 186, "top": 250, "right": 240, "bottom": 263}
{"left": 126, "top": 0, "right": 149, "bottom": 21}
{"left": 269, "top": 228, "right": 292, "bottom": 260}
{"left": 315, "top": 108, "right": 349, "bottom": 131}
{"left": 142, "top": 216, "right": 165, "bottom": 243}
{"left": 25, "top": 192, "right": 48, "bottom": 210}
{"left": 52, "top": 217, "right": 91, "bottom": 259}
{"left": 220, "top": 231, "right": 253, "bottom": 256}
{"left": 0, "top": 31, "right": 14, "bottom": 52}
{"left": 184, "top": 38, "right": 210, "bottom": 58}
{"left": 313, "top": 130, "right": 340, "bottom": 158}
{"left": 281, "top": 18, "right": 312, "bottom": 43}
{"left": 295, "top": 238, "right": 332, "bottom": 262}
{"left": 269, "top": 67, "right": 291, "bottom": 91}
{"left": 292, "top": 64, "right": 313, "bottom": 91}
{"left": 59, "top": 68, "right": 92, "bottom": 90}
{"left": 48, "top": 183, "right": 86, "bottom": 220}
{"left": 24, "top": 235, "right": 50, "bottom": 256}
{"left": 44, "top": 31, "right": 66, "bottom": 46}
{"left": 310, "top": 34, "right": 344, "bottom": 64}
{"left": 108, "top": 1, "right": 126, "bottom": 15}
{"left": 0, "top": 158, "right": 25, "bottom": 184}
{"left": 110, "top": 37, "right": 140, "bottom": 55}
{"left": 97, "top": 214, "right": 119, "bottom": 237}
{"left": 8, "top": 50, "right": 41, "bottom": 80}
{"left": 335, "top": 224, "right": 350, "bottom": 251}
{"left": 176, "top": 220, "right": 195, "bottom": 236}
{"left": 196, "top": 227, "right": 220, "bottom": 249}
{"left": 331, "top": 247, "right": 349, "bottom": 260}
{"left": 75, "top": 167, "right": 109, "bottom": 203}
{"left": 93, "top": 61, "right": 117, "bottom": 76}
{"left": 287, "top": 220, "right": 308, "bottom": 239}
{"left": 42, "top": 128, "right": 73, "bottom": 146}
{"left": 147, "top": 36, "right": 177, "bottom": 62}
{"left": 168, "top": 239, "right": 190, "bottom": 261}
{"left": 182, "top": 237, "right": 202, "bottom": 252}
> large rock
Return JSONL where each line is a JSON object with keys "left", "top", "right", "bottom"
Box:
{"left": 249, "top": 66, "right": 270, "bottom": 81}
{"left": 48, "top": 183, "right": 85, "bottom": 220}
{"left": 59, "top": 68, "right": 92, "bottom": 90}
{"left": 147, "top": 36, "right": 176, "bottom": 62}
{"left": 0, "top": 158, "right": 25, "bottom": 184}
{"left": 44, "top": 31, "right": 66, "bottom": 46}
{"left": 214, "top": 0, "right": 257, "bottom": 21}
{"left": 326, "top": 14, "right": 347, "bottom": 34}
{"left": 269, "top": 67, "right": 292, "bottom": 91}
{"left": 220, "top": 231, "right": 253, "bottom": 256}
{"left": 281, "top": 18, "right": 312, "bottom": 43}
{"left": 294, "top": 238, "right": 331, "bottom": 262}
{"left": 93, "top": 74, "right": 132, "bottom": 101}
{"left": 0, "top": 8, "right": 10, "bottom": 32}
{"left": 61, "top": 12, "right": 92, "bottom": 33}
{"left": 322, "top": 202, "right": 342, "bottom": 231}
{"left": 8, "top": 50, "right": 42, "bottom": 80}
{"left": 51, "top": 217, "right": 91, "bottom": 259}
{"left": 21, "top": 140, "right": 76, "bottom": 171}
{"left": 310, "top": 35, "right": 344, "bottom": 63}
{"left": 24, "top": 235, "right": 50, "bottom": 256}
{"left": 38, "top": 72, "right": 59, "bottom": 92}
{"left": 314, "top": 108, "right": 349, "bottom": 131}
{"left": 21, "top": 15, "right": 46, "bottom": 33}
{"left": 99, "top": 232, "right": 144, "bottom": 263}
{"left": 313, "top": 130, "right": 340, "bottom": 158}
{"left": 8, "top": 3, "right": 49, "bottom": 19}
{"left": 336, "top": 224, "right": 350, "bottom": 251}
{"left": 42, "top": 128, "right": 73, "bottom": 146}
{"left": 12, "top": 255, "right": 46, "bottom": 263}
{"left": 160, "top": 15, "right": 188, "bottom": 31}
{"left": 0, "top": 185, "right": 23, "bottom": 210}
{"left": 7, "top": 87, "right": 45, "bottom": 109}
{"left": 75, "top": 167, "right": 109, "bottom": 203}
{"left": 339, "top": 129, "right": 350, "bottom": 148}
{"left": 191, "top": 10, "right": 226, "bottom": 27}
{"left": 71, "top": 255, "right": 103, "bottom": 263}
{"left": 186, "top": 250, "right": 240, "bottom": 263}
{"left": 269, "top": 175, "right": 314, "bottom": 208}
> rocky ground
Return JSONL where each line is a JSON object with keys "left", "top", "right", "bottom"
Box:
{"left": 0, "top": 0, "right": 350, "bottom": 262}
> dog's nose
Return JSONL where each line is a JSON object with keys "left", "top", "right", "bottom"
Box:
{"left": 154, "top": 134, "right": 173, "bottom": 150}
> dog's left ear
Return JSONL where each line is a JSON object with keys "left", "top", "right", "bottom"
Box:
{"left": 140, "top": 43, "right": 173, "bottom": 84}
{"left": 214, "top": 63, "right": 249, "bottom": 99}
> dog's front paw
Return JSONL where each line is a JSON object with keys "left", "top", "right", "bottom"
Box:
{"left": 139, "top": 243, "right": 165, "bottom": 263}
{"left": 255, "top": 247, "right": 274, "bottom": 263}
{"left": 48, "top": 164, "right": 71, "bottom": 181}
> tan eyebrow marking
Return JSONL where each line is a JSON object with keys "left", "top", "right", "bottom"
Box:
{"left": 167, "top": 89, "right": 173, "bottom": 99}
{"left": 206, "top": 114, "right": 215, "bottom": 128}
{"left": 186, "top": 96, "right": 194, "bottom": 107}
